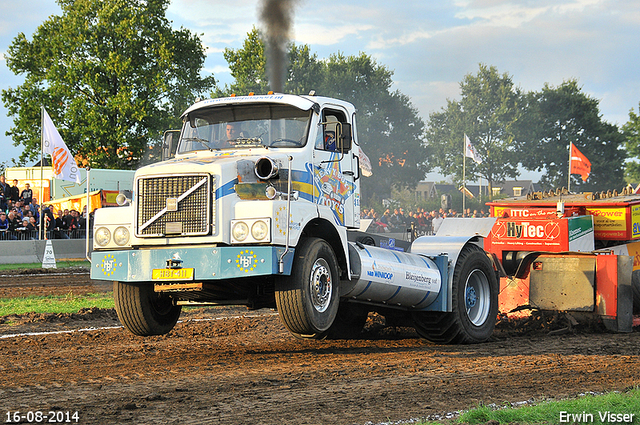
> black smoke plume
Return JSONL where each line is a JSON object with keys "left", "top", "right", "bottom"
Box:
{"left": 259, "top": 0, "right": 298, "bottom": 93}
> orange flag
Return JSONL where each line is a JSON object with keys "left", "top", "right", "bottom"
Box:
{"left": 570, "top": 143, "right": 591, "bottom": 182}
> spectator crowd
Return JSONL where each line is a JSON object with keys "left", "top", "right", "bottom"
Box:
{"left": 361, "top": 206, "right": 490, "bottom": 236}
{"left": 0, "top": 175, "right": 89, "bottom": 241}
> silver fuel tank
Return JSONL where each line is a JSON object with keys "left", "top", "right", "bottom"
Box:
{"left": 344, "top": 242, "right": 442, "bottom": 309}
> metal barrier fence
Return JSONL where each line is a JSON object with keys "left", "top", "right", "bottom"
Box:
{"left": 0, "top": 229, "right": 87, "bottom": 241}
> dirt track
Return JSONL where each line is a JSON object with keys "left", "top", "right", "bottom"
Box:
{"left": 1, "top": 270, "right": 640, "bottom": 425}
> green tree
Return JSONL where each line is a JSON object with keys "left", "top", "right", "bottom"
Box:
{"left": 519, "top": 80, "right": 626, "bottom": 191}
{"left": 2, "top": 0, "right": 214, "bottom": 168}
{"left": 425, "top": 64, "right": 523, "bottom": 193}
{"left": 219, "top": 29, "right": 427, "bottom": 201}
{"left": 219, "top": 28, "right": 269, "bottom": 96}
{"left": 623, "top": 103, "right": 640, "bottom": 183}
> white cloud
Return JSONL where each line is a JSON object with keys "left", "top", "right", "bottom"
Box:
{"left": 367, "top": 30, "right": 433, "bottom": 50}
{"left": 295, "top": 23, "right": 375, "bottom": 46}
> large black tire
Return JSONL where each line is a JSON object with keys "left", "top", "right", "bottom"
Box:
{"left": 113, "top": 281, "right": 182, "bottom": 336}
{"left": 412, "top": 244, "right": 498, "bottom": 344}
{"left": 275, "top": 237, "right": 340, "bottom": 339}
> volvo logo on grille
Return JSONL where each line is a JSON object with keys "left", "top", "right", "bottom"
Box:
{"left": 166, "top": 198, "right": 178, "bottom": 211}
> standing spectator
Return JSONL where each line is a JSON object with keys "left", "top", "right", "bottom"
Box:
{"left": 65, "top": 209, "right": 79, "bottom": 237}
{"left": 4, "top": 211, "right": 19, "bottom": 240}
{"left": 29, "top": 216, "right": 40, "bottom": 239}
{"left": 55, "top": 210, "right": 65, "bottom": 229}
{"left": 416, "top": 211, "right": 426, "bottom": 232}
{"left": 54, "top": 209, "right": 69, "bottom": 239}
{"left": 13, "top": 201, "right": 23, "bottom": 218}
{"left": 16, "top": 218, "right": 33, "bottom": 240}
{"left": 0, "top": 211, "right": 9, "bottom": 240}
{"left": 41, "top": 207, "right": 56, "bottom": 239}
{"left": 398, "top": 208, "right": 408, "bottom": 227}
{"left": 78, "top": 206, "right": 87, "bottom": 230}
{"left": 30, "top": 199, "right": 40, "bottom": 219}
{"left": 22, "top": 204, "right": 32, "bottom": 220}
{"left": 389, "top": 208, "right": 403, "bottom": 232}
{"left": 0, "top": 175, "right": 7, "bottom": 212}
{"left": 8, "top": 179, "right": 20, "bottom": 204}
{"left": 432, "top": 213, "right": 444, "bottom": 234}
{"left": 20, "top": 183, "right": 33, "bottom": 206}
{"left": 379, "top": 210, "right": 391, "bottom": 228}
{"left": 425, "top": 211, "right": 434, "bottom": 235}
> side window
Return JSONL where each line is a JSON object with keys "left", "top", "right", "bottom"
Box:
{"left": 316, "top": 109, "right": 347, "bottom": 152}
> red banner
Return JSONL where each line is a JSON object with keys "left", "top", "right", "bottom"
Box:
{"left": 570, "top": 143, "right": 591, "bottom": 182}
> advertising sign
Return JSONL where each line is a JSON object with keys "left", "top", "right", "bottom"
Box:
{"left": 487, "top": 216, "right": 594, "bottom": 258}
{"left": 586, "top": 207, "right": 628, "bottom": 240}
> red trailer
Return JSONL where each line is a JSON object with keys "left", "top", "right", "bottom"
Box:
{"left": 486, "top": 189, "right": 640, "bottom": 332}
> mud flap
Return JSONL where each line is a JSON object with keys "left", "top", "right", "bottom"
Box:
{"left": 596, "top": 255, "right": 633, "bottom": 333}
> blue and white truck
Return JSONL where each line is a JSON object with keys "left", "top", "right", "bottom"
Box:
{"left": 90, "top": 93, "right": 498, "bottom": 343}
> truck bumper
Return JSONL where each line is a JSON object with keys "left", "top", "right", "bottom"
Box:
{"left": 90, "top": 245, "right": 294, "bottom": 282}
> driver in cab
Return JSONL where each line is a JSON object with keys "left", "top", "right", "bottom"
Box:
{"left": 222, "top": 123, "right": 242, "bottom": 147}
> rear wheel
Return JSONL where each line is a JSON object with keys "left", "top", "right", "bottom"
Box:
{"left": 412, "top": 244, "right": 498, "bottom": 344}
{"left": 275, "top": 237, "right": 340, "bottom": 339}
{"left": 113, "top": 281, "right": 182, "bottom": 336}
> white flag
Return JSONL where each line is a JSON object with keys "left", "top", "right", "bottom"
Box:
{"left": 42, "top": 108, "right": 81, "bottom": 184}
{"left": 358, "top": 147, "right": 373, "bottom": 177}
{"left": 464, "top": 134, "right": 482, "bottom": 164}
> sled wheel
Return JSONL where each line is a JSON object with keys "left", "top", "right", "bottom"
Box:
{"left": 275, "top": 237, "right": 340, "bottom": 339}
{"left": 412, "top": 244, "right": 498, "bottom": 344}
{"left": 113, "top": 281, "right": 182, "bottom": 336}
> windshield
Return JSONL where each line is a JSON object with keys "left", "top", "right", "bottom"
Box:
{"left": 177, "top": 104, "right": 312, "bottom": 154}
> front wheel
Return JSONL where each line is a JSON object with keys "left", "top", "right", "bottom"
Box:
{"left": 412, "top": 244, "right": 498, "bottom": 344}
{"left": 113, "top": 281, "right": 182, "bottom": 336}
{"left": 275, "top": 237, "right": 340, "bottom": 339}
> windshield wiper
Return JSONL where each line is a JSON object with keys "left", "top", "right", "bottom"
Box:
{"left": 180, "top": 137, "right": 217, "bottom": 151}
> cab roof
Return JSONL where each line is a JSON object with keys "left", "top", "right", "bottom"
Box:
{"left": 180, "top": 94, "right": 355, "bottom": 119}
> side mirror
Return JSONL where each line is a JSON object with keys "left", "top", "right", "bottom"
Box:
{"left": 162, "top": 130, "right": 180, "bottom": 161}
{"left": 337, "top": 122, "right": 352, "bottom": 151}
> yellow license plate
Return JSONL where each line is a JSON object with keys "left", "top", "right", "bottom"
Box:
{"left": 151, "top": 268, "right": 195, "bottom": 280}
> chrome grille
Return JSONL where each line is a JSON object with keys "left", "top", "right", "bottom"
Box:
{"left": 135, "top": 174, "right": 213, "bottom": 237}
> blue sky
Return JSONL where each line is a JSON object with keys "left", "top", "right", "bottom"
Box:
{"left": 1, "top": 0, "right": 639, "bottom": 181}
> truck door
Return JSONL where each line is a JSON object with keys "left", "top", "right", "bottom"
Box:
{"left": 312, "top": 108, "right": 359, "bottom": 228}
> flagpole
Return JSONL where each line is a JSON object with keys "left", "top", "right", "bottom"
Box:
{"left": 568, "top": 142, "right": 572, "bottom": 192}
{"left": 40, "top": 106, "right": 45, "bottom": 241}
{"left": 462, "top": 134, "right": 466, "bottom": 214}
{"left": 85, "top": 167, "right": 91, "bottom": 262}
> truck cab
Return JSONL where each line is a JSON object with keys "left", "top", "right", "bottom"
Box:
{"left": 91, "top": 93, "right": 499, "bottom": 343}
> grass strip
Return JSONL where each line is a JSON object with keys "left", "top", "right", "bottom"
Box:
{"left": 453, "top": 388, "right": 640, "bottom": 424}
{"left": 0, "top": 260, "right": 90, "bottom": 271}
{"left": 0, "top": 292, "right": 114, "bottom": 316}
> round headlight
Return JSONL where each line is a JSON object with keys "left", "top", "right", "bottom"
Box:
{"left": 113, "top": 226, "right": 130, "bottom": 246}
{"left": 251, "top": 220, "right": 269, "bottom": 241}
{"left": 95, "top": 227, "right": 111, "bottom": 247}
{"left": 265, "top": 186, "right": 278, "bottom": 199}
{"left": 116, "top": 193, "right": 129, "bottom": 206}
{"left": 232, "top": 222, "right": 249, "bottom": 241}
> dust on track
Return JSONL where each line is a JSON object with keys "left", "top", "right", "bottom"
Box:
{"left": 1, "top": 271, "right": 639, "bottom": 425}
